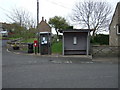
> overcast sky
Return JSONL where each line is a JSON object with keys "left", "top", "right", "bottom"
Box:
{"left": 0, "top": 0, "right": 77, "bottom": 22}
{"left": 0, "top": 0, "right": 120, "bottom": 34}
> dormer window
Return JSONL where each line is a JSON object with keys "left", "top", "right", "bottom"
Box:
{"left": 117, "top": 24, "right": 120, "bottom": 34}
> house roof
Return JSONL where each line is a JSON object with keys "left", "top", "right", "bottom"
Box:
{"left": 38, "top": 17, "right": 51, "bottom": 33}
{"left": 59, "top": 29, "right": 93, "bottom": 33}
{"left": 109, "top": 2, "right": 120, "bottom": 27}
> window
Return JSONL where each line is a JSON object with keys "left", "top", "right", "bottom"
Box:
{"left": 117, "top": 24, "right": 120, "bottom": 34}
{"left": 73, "top": 37, "right": 77, "bottom": 45}
{"left": 41, "top": 37, "right": 47, "bottom": 44}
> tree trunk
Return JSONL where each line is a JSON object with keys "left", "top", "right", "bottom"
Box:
{"left": 55, "top": 29, "right": 59, "bottom": 42}
{"left": 92, "top": 29, "right": 96, "bottom": 37}
{"left": 55, "top": 29, "right": 59, "bottom": 36}
{"left": 56, "top": 31, "right": 59, "bottom": 36}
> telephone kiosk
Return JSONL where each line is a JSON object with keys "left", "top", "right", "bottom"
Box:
{"left": 40, "top": 32, "right": 51, "bottom": 55}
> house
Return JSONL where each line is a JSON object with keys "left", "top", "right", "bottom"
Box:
{"left": 109, "top": 2, "right": 120, "bottom": 46}
{"left": 59, "top": 29, "right": 92, "bottom": 55}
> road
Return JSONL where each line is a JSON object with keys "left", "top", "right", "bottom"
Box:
{"left": 2, "top": 40, "right": 118, "bottom": 88}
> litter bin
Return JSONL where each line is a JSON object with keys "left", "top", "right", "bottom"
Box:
{"left": 28, "top": 43, "right": 34, "bottom": 53}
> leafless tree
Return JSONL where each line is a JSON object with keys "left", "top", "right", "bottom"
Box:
{"left": 71, "top": 1, "right": 112, "bottom": 36}
{"left": 6, "top": 8, "right": 36, "bottom": 29}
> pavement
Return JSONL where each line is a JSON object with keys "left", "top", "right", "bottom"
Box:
{"left": 6, "top": 42, "right": 119, "bottom": 64}
{"left": 6, "top": 40, "right": 93, "bottom": 59}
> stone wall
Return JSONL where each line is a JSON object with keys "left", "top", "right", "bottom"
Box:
{"left": 92, "top": 45, "right": 119, "bottom": 57}
{"left": 7, "top": 42, "right": 28, "bottom": 52}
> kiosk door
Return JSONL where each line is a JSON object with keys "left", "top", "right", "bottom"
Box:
{"left": 41, "top": 35, "right": 48, "bottom": 55}
{"left": 40, "top": 33, "right": 51, "bottom": 55}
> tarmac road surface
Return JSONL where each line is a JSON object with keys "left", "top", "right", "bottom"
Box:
{"left": 2, "top": 40, "right": 118, "bottom": 88}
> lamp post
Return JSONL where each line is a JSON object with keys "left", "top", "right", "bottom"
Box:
{"left": 37, "top": 0, "right": 39, "bottom": 53}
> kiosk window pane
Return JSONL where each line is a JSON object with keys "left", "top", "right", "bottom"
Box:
{"left": 73, "top": 37, "right": 77, "bottom": 45}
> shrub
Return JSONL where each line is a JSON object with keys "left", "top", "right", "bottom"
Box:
{"left": 91, "top": 34, "right": 109, "bottom": 45}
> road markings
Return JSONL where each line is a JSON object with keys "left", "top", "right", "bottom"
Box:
{"left": 6, "top": 49, "right": 10, "bottom": 52}
{"left": 81, "top": 62, "right": 93, "bottom": 64}
{"left": 6, "top": 49, "right": 20, "bottom": 55}
{"left": 13, "top": 52, "right": 20, "bottom": 54}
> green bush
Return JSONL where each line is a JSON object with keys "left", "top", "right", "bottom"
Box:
{"left": 91, "top": 34, "right": 109, "bottom": 45}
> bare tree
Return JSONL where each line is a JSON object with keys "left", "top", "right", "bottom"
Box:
{"left": 71, "top": 1, "right": 112, "bottom": 36}
{"left": 6, "top": 8, "right": 36, "bottom": 29}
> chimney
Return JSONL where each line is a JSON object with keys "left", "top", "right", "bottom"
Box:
{"left": 42, "top": 17, "right": 44, "bottom": 21}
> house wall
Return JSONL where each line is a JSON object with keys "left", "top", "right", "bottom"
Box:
{"left": 0, "top": 23, "right": 3, "bottom": 32}
{"left": 118, "top": 3, "right": 120, "bottom": 46}
{"left": 109, "top": 2, "right": 120, "bottom": 46}
{"left": 64, "top": 32, "right": 88, "bottom": 55}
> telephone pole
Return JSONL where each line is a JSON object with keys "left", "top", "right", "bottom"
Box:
{"left": 37, "top": 0, "right": 40, "bottom": 53}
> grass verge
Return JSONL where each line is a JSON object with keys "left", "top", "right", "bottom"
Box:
{"left": 21, "top": 38, "right": 37, "bottom": 43}
{"left": 52, "top": 41, "right": 62, "bottom": 54}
